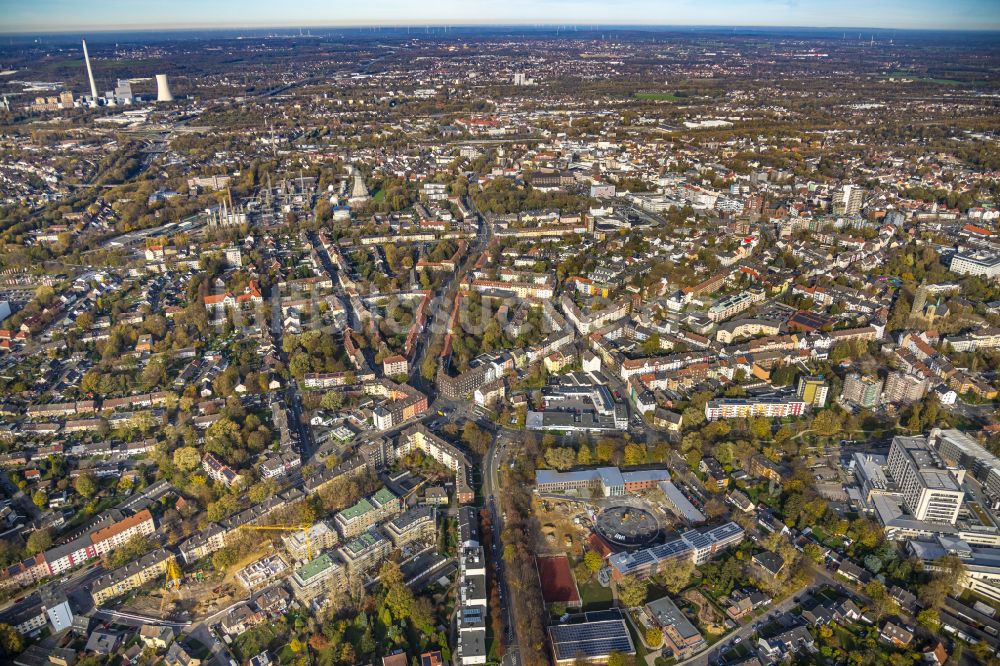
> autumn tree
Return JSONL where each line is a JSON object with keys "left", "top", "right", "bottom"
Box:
{"left": 462, "top": 421, "right": 491, "bottom": 457}
{"left": 917, "top": 608, "right": 940, "bottom": 630}
{"left": 584, "top": 550, "right": 604, "bottom": 573}
{"left": 918, "top": 555, "right": 965, "bottom": 610}
{"left": 379, "top": 560, "right": 414, "bottom": 621}
{"left": 544, "top": 447, "right": 576, "bottom": 471}
{"left": 0, "top": 624, "right": 24, "bottom": 657}
{"left": 595, "top": 439, "right": 615, "bottom": 463}
{"left": 607, "top": 651, "right": 634, "bottom": 666}
{"left": 172, "top": 445, "right": 201, "bottom": 472}
{"left": 74, "top": 473, "right": 98, "bottom": 498}
{"left": 623, "top": 443, "right": 646, "bottom": 467}
{"left": 617, "top": 576, "right": 649, "bottom": 608}
{"left": 660, "top": 558, "right": 694, "bottom": 594}
{"left": 812, "top": 410, "right": 844, "bottom": 438}
{"left": 864, "top": 580, "right": 897, "bottom": 619}
{"left": 26, "top": 528, "right": 53, "bottom": 555}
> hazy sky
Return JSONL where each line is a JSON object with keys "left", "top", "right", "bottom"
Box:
{"left": 1, "top": 0, "right": 998, "bottom": 33}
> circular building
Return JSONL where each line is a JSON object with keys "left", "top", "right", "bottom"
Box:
{"left": 595, "top": 506, "right": 660, "bottom": 550}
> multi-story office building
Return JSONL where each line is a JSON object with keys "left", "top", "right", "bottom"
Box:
{"left": 949, "top": 251, "right": 1000, "bottom": 279}
{"left": 931, "top": 428, "right": 1000, "bottom": 499}
{"left": 943, "top": 327, "right": 1000, "bottom": 353}
{"left": 40, "top": 587, "right": 73, "bottom": 633}
{"left": 535, "top": 467, "right": 670, "bottom": 497}
{"left": 334, "top": 488, "right": 401, "bottom": 539}
{"left": 887, "top": 436, "right": 964, "bottom": 525}
{"left": 20, "top": 509, "right": 158, "bottom": 579}
{"left": 456, "top": 508, "right": 488, "bottom": 666}
{"left": 396, "top": 425, "right": 475, "bottom": 503}
{"left": 706, "top": 290, "right": 765, "bottom": 322}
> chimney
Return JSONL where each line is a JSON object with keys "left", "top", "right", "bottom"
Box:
{"left": 82, "top": 39, "right": 98, "bottom": 101}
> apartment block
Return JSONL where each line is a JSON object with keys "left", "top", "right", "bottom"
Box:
{"left": 704, "top": 398, "right": 806, "bottom": 420}
{"left": 841, "top": 372, "right": 883, "bottom": 408}
{"left": 289, "top": 552, "right": 347, "bottom": 602}
{"left": 90, "top": 549, "right": 173, "bottom": 605}
{"left": 338, "top": 528, "right": 392, "bottom": 574}
{"left": 384, "top": 506, "right": 437, "bottom": 548}
{"left": 883, "top": 371, "right": 929, "bottom": 405}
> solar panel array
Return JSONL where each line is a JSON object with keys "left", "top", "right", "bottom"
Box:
{"left": 608, "top": 522, "right": 746, "bottom": 576}
{"left": 549, "top": 619, "right": 635, "bottom": 661}
{"left": 462, "top": 607, "right": 484, "bottom": 625}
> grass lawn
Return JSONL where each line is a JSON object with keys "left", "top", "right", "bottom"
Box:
{"left": 234, "top": 622, "right": 286, "bottom": 662}
{"left": 809, "top": 527, "right": 844, "bottom": 550}
{"left": 831, "top": 625, "right": 860, "bottom": 651}
{"left": 578, "top": 579, "right": 614, "bottom": 611}
{"left": 487, "top": 626, "right": 499, "bottom": 662}
{"left": 278, "top": 644, "right": 301, "bottom": 664}
{"left": 635, "top": 92, "right": 685, "bottom": 101}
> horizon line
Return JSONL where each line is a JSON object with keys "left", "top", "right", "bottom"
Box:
{"left": 3, "top": 22, "right": 1000, "bottom": 37}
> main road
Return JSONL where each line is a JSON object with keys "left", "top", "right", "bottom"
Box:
{"left": 483, "top": 427, "right": 522, "bottom": 666}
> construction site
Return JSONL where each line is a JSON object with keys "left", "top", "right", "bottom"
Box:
{"left": 533, "top": 484, "right": 681, "bottom": 558}
{"left": 116, "top": 522, "right": 324, "bottom": 622}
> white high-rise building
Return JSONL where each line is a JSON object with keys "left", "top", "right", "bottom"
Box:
{"left": 887, "top": 435, "right": 965, "bottom": 525}
{"left": 833, "top": 184, "right": 865, "bottom": 216}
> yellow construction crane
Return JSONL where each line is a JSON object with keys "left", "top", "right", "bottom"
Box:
{"left": 237, "top": 524, "right": 315, "bottom": 562}
{"left": 159, "top": 555, "right": 183, "bottom": 617}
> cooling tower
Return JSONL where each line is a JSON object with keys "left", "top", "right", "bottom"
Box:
{"left": 155, "top": 74, "right": 174, "bottom": 102}
{"left": 82, "top": 39, "right": 98, "bottom": 101}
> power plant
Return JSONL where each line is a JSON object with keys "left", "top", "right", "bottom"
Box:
{"left": 81, "top": 39, "right": 99, "bottom": 103}
{"left": 155, "top": 74, "right": 174, "bottom": 102}
{"left": 26, "top": 37, "right": 179, "bottom": 112}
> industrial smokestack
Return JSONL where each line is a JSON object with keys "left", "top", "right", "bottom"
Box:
{"left": 155, "top": 74, "right": 174, "bottom": 102}
{"left": 82, "top": 39, "right": 98, "bottom": 101}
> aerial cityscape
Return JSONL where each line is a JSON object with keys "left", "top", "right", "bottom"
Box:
{"left": 0, "top": 5, "right": 998, "bottom": 666}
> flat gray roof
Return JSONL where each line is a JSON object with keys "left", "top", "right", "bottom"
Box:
{"left": 645, "top": 596, "right": 701, "bottom": 641}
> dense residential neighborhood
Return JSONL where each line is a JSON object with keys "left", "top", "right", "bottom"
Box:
{"left": 0, "top": 17, "right": 997, "bottom": 666}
